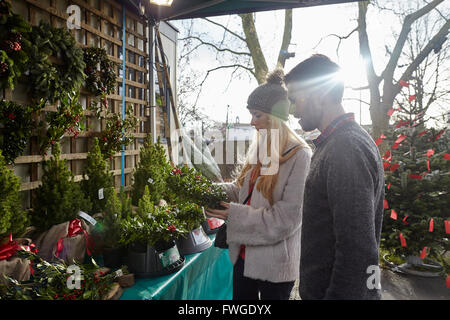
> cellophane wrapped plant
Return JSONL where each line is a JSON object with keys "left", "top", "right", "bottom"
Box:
{"left": 0, "top": 250, "right": 127, "bottom": 300}
{"left": 166, "top": 165, "right": 229, "bottom": 209}
{"left": 120, "top": 186, "right": 187, "bottom": 251}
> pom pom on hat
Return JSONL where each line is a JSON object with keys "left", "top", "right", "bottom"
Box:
{"left": 247, "top": 69, "right": 290, "bottom": 121}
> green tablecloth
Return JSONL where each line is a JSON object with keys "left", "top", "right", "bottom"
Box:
{"left": 120, "top": 235, "right": 233, "bottom": 300}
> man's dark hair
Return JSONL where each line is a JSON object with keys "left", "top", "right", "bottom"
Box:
{"left": 284, "top": 54, "right": 344, "bottom": 104}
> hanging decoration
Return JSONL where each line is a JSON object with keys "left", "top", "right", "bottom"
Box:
{"left": 24, "top": 22, "right": 86, "bottom": 104}
{"left": 83, "top": 47, "right": 117, "bottom": 98}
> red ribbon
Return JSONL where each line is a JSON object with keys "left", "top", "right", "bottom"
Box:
{"left": 420, "top": 247, "right": 428, "bottom": 260}
{"left": 446, "top": 275, "right": 450, "bottom": 289}
{"left": 384, "top": 200, "right": 389, "bottom": 210}
{"left": 0, "top": 234, "right": 38, "bottom": 274}
{"left": 429, "top": 218, "right": 434, "bottom": 233}
{"left": 426, "top": 149, "right": 435, "bottom": 158}
{"left": 444, "top": 153, "right": 450, "bottom": 160}
{"left": 395, "top": 120, "right": 410, "bottom": 129}
{"left": 399, "top": 233, "right": 407, "bottom": 247}
{"left": 399, "top": 80, "right": 409, "bottom": 87}
{"left": 387, "top": 183, "right": 391, "bottom": 190}
{"left": 390, "top": 209, "right": 397, "bottom": 220}
{"left": 390, "top": 163, "right": 400, "bottom": 172}
{"left": 0, "top": 234, "right": 18, "bottom": 260}
{"left": 394, "top": 134, "right": 407, "bottom": 145}
{"left": 402, "top": 215, "right": 409, "bottom": 225}
{"left": 408, "top": 95, "right": 416, "bottom": 102}
{"left": 427, "top": 159, "right": 430, "bottom": 172}
{"left": 55, "top": 219, "right": 92, "bottom": 258}
{"left": 409, "top": 174, "right": 423, "bottom": 180}
{"left": 433, "top": 129, "right": 445, "bottom": 141}
{"left": 387, "top": 108, "right": 395, "bottom": 117}
{"left": 445, "top": 220, "right": 450, "bottom": 234}
{"left": 418, "top": 130, "right": 428, "bottom": 137}
{"left": 383, "top": 162, "right": 391, "bottom": 170}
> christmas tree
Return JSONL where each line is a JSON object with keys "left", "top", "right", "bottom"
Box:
{"left": 33, "top": 143, "right": 92, "bottom": 231}
{"left": 131, "top": 134, "right": 171, "bottom": 205}
{"left": 82, "top": 138, "right": 114, "bottom": 214}
{"left": 0, "top": 150, "right": 28, "bottom": 238}
{"left": 119, "top": 186, "right": 133, "bottom": 220}
{"left": 102, "top": 187, "right": 122, "bottom": 248}
{"left": 379, "top": 83, "right": 449, "bottom": 276}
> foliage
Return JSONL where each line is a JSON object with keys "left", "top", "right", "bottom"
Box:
{"left": 97, "top": 106, "right": 137, "bottom": 160}
{"left": 32, "top": 143, "right": 92, "bottom": 232}
{"left": 0, "top": 100, "right": 41, "bottom": 164}
{"left": 81, "top": 138, "right": 114, "bottom": 214}
{"left": 0, "top": 0, "right": 31, "bottom": 90}
{"left": 380, "top": 93, "right": 449, "bottom": 269}
{"left": 131, "top": 134, "right": 171, "bottom": 205}
{"left": 166, "top": 165, "right": 229, "bottom": 209}
{"left": 101, "top": 187, "right": 122, "bottom": 248}
{"left": 0, "top": 250, "right": 126, "bottom": 300}
{"left": 24, "top": 21, "right": 85, "bottom": 104}
{"left": 119, "top": 186, "right": 133, "bottom": 220}
{"left": 173, "top": 201, "right": 206, "bottom": 232}
{"left": 120, "top": 186, "right": 187, "bottom": 248}
{"left": 83, "top": 47, "right": 117, "bottom": 97}
{"left": 0, "top": 150, "right": 28, "bottom": 238}
{"left": 38, "top": 91, "right": 86, "bottom": 155}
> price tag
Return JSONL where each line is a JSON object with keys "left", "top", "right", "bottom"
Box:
{"left": 78, "top": 211, "right": 97, "bottom": 226}
{"left": 115, "top": 269, "right": 123, "bottom": 278}
{"left": 192, "top": 228, "right": 207, "bottom": 246}
{"left": 148, "top": 178, "right": 153, "bottom": 184}
{"left": 98, "top": 188, "right": 104, "bottom": 200}
{"left": 159, "top": 247, "right": 180, "bottom": 268}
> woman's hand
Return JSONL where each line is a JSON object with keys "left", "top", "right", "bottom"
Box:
{"left": 205, "top": 201, "right": 230, "bottom": 220}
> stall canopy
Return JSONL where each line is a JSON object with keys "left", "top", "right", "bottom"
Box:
{"left": 136, "top": 0, "right": 363, "bottom": 21}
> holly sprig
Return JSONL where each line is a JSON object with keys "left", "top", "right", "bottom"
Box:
{"left": 38, "top": 91, "right": 87, "bottom": 155}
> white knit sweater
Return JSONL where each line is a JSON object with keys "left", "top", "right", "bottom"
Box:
{"left": 221, "top": 146, "right": 312, "bottom": 283}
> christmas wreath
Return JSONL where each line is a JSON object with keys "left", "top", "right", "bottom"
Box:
{"left": 24, "top": 22, "right": 86, "bottom": 104}
{"left": 83, "top": 47, "right": 117, "bottom": 97}
{"left": 0, "top": 100, "right": 40, "bottom": 164}
{"left": 0, "top": 0, "right": 31, "bottom": 90}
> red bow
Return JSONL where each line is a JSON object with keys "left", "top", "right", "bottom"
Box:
{"left": 55, "top": 219, "right": 92, "bottom": 258}
{"left": 0, "top": 234, "right": 38, "bottom": 274}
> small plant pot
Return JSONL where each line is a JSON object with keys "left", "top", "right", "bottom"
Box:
{"left": 176, "top": 226, "right": 212, "bottom": 255}
{"left": 102, "top": 247, "right": 125, "bottom": 269}
{"left": 127, "top": 241, "right": 184, "bottom": 278}
{"left": 201, "top": 218, "right": 225, "bottom": 235}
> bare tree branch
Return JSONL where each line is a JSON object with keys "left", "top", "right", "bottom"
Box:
{"left": 277, "top": 9, "right": 293, "bottom": 68}
{"left": 202, "top": 17, "right": 247, "bottom": 42}
{"left": 380, "top": 0, "right": 446, "bottom": 84}
{"left": 313, "top": 27, "right": 358, "bottom": 58}
{"left": 179, "top": 35, "right": 252, "bottom": 56}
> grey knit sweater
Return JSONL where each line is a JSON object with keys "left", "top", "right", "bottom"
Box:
{"left": 299, "top": 121, "right": 384, "bottom": 300}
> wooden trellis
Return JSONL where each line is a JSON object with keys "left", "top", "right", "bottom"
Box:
{"left": 3, "top": 0, "right": 154, "bottom": 208}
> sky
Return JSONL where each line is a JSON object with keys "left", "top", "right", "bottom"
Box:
{"left": 171, "top": 1, "right": 449, "bottom": 130}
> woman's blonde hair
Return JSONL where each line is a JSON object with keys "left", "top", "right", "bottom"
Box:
{"left": 236, "top": 114, "right": 310, "bottom": 205}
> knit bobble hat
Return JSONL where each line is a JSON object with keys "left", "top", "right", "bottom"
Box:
{"left": 246, "top": 69, "right": 290, "bottom": 121}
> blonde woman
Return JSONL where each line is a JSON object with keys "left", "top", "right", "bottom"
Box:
{"left": 206, "top": 70, "right": 312, "bottom": 300}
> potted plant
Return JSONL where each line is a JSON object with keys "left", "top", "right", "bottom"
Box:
{"left": 173, "top": 202, "right": 212, "bottom": 255}
{"left": 101, "top": 187, "right": 125, "bottom": 269}
{"left": 119, "top": 186, "right": 187, "bottom": 278}
{"left": 166, "top": 165, "right": 228, "bottom": 234}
